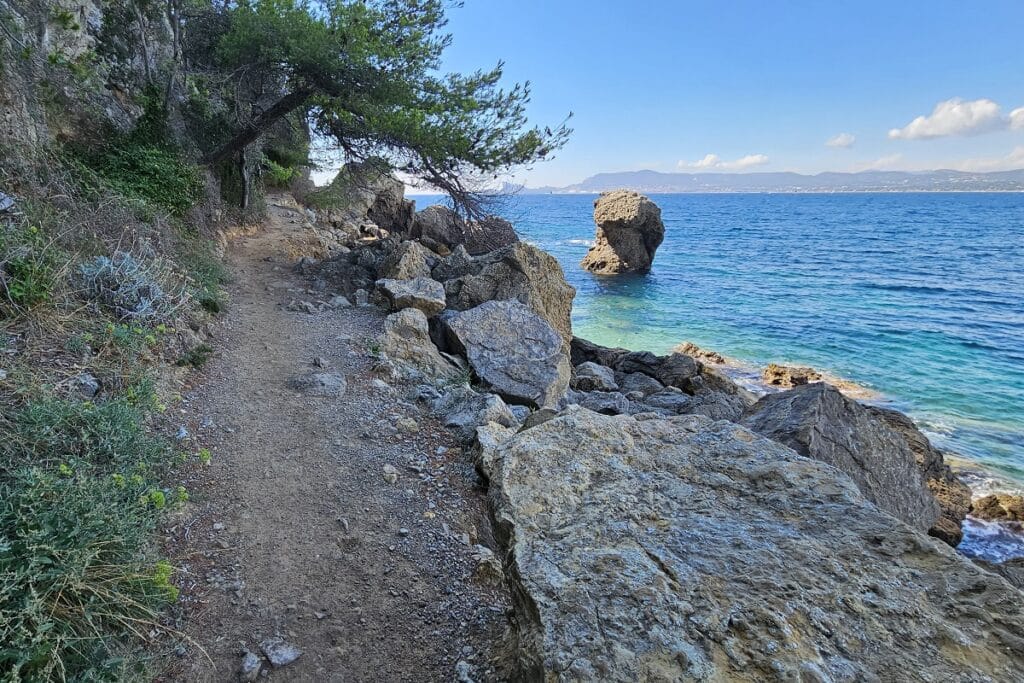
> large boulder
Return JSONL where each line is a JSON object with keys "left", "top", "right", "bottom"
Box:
{"left": 375, "top": 277, "right": 446, "bottom": 317}
{"left": 376, "top": 240, "right": 435, "bottom": 280}
{"left": 741, "top": 383, "right": 940, "bottom": 531}
{"left": 443, "top": 243, "right": 576, "bottom": 347}
{"left": 411, "top": 206, "right": 519, "bottom": 256}
{"left": 867, "top": 405, "right": 973, "bottom": 546}
{"left": 321, "top": 161, "right": 414, "bottom": 233}
{"left": 440, "top": 300, "right": 569, "bottom": 408}
{"left": 380, "top": 308, "right": 460, "bottom": 381}
{"left": 480, "top": 407, "right": 1024, "bottom": 682}
{"left": 580, "top": 190, "right": 665, "bottom": 274}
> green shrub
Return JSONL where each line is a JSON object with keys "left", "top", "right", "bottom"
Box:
{"left": 176, "top": 343, "right": 213, "bottom": 368}
{"left": 262, "top": 156, "right": 295, "bottom": 188}
{"left": 176, "top": 239, "right": 229, "bottom": 314}
{"left": 0, "top": 391, "right": 177, "bottom": 680}
{"left": 91, "top": 144, "right": 204, "bottom": 217}
{"left": 0, "top": 223, "right": 64, "bottom": 316}
{"left": 0, "top": 468, "right": 168, "bottom": 680}
{"left": 7, "top": 391, "right": 168, "bottom": 474}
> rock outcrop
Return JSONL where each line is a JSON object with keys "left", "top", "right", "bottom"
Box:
{"left": 380, "top": 308, "right": 460, "bottom": 381}
{"left": 375, "top": 277, "right": 446, "bottom": 317}
{"left": 442, "top": 243, "right": 576, "bottom": 347}
{"left": 867, "top": 405, "right": 973, "bottom": 545}
{"left": 972, "top": 493, "right": 1024, "bottom": 522}
{"left": 440, "top": 300, "right": 569, "bottom": 408}
{"left": 480, "top": 407, "right": 1024, "bottom": 682}
{"left": 761, "top": 362, "right": 824, "bottom": 387}
{"left": 742, "top": 383, "right": 940, "bottom": 531}
{"left": 321, "top": 161, "right": 414, "bottom": 234}
{"left": 580, "top": 190, "right": 664, "bottom": 274}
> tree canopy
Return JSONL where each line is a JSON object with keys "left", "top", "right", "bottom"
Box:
{"left": 205, "top": 0, "right": 571, "bottom": 213}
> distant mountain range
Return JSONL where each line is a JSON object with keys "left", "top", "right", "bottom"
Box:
{"left": 522, "top": 169, "right": 1024, "bottom": 194}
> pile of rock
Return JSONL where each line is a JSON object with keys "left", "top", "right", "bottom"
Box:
{"left": 291, "top": 174, "right": 1019, "bottom": 681}
{"left": 307, "top": 163, "right": 521, "bottom": 258}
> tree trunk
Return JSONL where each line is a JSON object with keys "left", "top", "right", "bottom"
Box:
{"left": 202, "top": 88, "right": 312, "bottom": 166}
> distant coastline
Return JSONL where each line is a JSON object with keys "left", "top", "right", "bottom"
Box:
{"left": 518, "top": 168, "right": 1024, "bottom": 194}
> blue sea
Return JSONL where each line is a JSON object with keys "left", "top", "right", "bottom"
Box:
{"left": 414, "top": 191, "right": 1024, "bottom": 558}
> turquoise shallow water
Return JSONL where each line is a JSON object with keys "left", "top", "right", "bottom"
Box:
{"left": 413, "top": 191, "right": 1024, "bottom": 558}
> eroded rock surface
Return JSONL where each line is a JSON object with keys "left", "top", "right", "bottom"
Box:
{"left": 480, "top": 407, "right": 1024, "bottom": 682}
{"left": 972, "top": 493, "right": 1024, "bottom": 522}
{"left": 580, "top": 190, "right": 664, "bottom": 274}
{"left": 742, "top": 383, "right": 939, "bottom": 531}
{"left": 441, "top": 300, "right": 569, "bottom": 408}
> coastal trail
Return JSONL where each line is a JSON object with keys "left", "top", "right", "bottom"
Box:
{"left": 164, "top": 195, "right": 509, "bottom": 681}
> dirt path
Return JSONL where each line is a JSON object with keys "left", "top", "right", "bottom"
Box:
{"left": 163, "top": 196, "right": 509, "bottom": 682}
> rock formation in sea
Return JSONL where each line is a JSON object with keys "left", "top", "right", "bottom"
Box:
{"left": 580, "top": 189, "right": 665, "bottom": 274}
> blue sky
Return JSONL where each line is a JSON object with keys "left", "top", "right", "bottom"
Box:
{"left": 436, "top": 0, "right": 1024, "bottom": 186}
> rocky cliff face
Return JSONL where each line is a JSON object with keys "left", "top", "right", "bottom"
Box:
{"left": 479, "top": 407, "right": 1024, "bottom": 682}
{"left": 0, "top": 0, "right": 157, "bottom": 165}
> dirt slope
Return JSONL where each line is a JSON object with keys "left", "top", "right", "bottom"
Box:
{"left": 163, "top": 197, "right": 509, "bottom": 682}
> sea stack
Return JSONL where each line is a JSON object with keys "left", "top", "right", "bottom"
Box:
{"left": 580, "top": 189, "right": 665, "bottom": 274}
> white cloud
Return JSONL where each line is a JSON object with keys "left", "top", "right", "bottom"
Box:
{"left": 888, "top": 97, "right": 1006, "bottom": 139}
{"left": 849, "top": 153, "right": 906, "bottom": 172}
{"left": 826, "top": 132, "right": 856, "bottom": 148}
{"left": 1011, "top": 107, "right": 1024, "bottom": 130}
{"left": 948, "top": 146, "right": 1024, "bottom": 172}
{"left": 680, "top": 153, "right": 770, "bottom": 170}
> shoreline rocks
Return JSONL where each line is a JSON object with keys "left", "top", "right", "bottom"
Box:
{"left": 867, "top": 404, "right": 972, "bottom": 545}
{"left": 580, "top": 190, "right": 664, "bottom": 275}
{"left": 972, "top": 493, "right": 1024, "bottom": 522}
